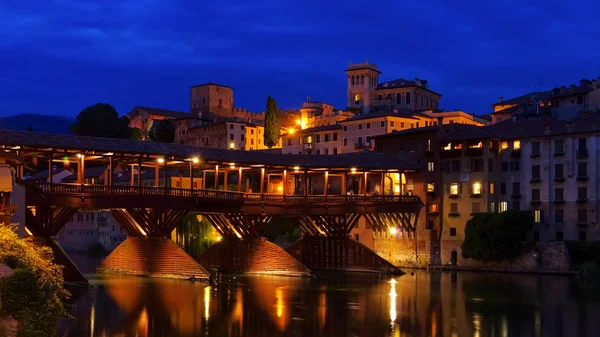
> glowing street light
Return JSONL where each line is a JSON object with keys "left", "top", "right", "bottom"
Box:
{"left": 389, "top": 227, "right": 397, "bottom": 235}
{"left": 157, "top": 158, "right": 165, "bottom": 164}
{"left": 288, "top": 128, "right": 295, "bottom": 135}
{"left": 192, "top": 157, "right": 199, "bottom": 164}
{"left": 229, "top": 142, "right": 235, "bottom": 149}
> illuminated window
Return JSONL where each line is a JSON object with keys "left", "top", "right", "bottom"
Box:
{"left": 499, "top": 202, "right": 508, "bottom": 212}
{"left": 443, "top": 143, "right": 452, "bottom": 150}
{"left": 472, "top": 182, "right": 482, "bottom": 194}
{"left": 469, "top": 142, "right": 482, "bottom": 149}
{"left": 513, "top": 140, "right": 520, "bottom": 150}
{"left": 501, "top": 141, "right": 508, "bottom": 150}
{"left": 489, "top": 183, "right": 495, "bottom": 194}
{"left": 429, "top": 204, "right": 438, "bottom": 212}
{"left": 426, "top": 183, "right": 435, "bottom": 193}
{"left": 450, "top": 183, "right": 459, "bottom": 195}
{"left": 354, "top": 94, "right": 361, "bottom": 104}
{"left": 427, "top": 161, "right": 435, "bottom": 172}
{"left": 534, "top": 210, "right": 541, "bottom": 223}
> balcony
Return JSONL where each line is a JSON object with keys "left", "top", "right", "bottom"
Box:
{"left": 449, "top": 193, "right": 460, "bottom": 199}
{"left": 554, "top": 176, "right": 565, "bottom": 183}
{"left": 577, "top": 198, "right": 588, "bottom": 204}
{"left": 511, "top": 193, "right": 522, "bottom": 199}
{"left": 465, "top": 148, "right": 483, "bottom": 157}
{"left": 441, "top": 149, "right": 462, "bottom": 159}
{"left": 577, "top": 222, "right": 588, "bottom": 228}
{"left": 303, "top": 143, "right": 313, "bottom": 150}
{"left": 553, "top": 199, "right": 565, "bottom": 205}
{"left": 577, "top": 149, "right": 589, "bottom": 159}
{"left": 449, "top": 212, "right": 460, "bottom": 217}
{"left": 530, "top": 200, "right": 542, "bottom": 206}
{"left": 510, "top": 149, "right": 521, "bottom": 158}
{"left": 577, "top": 175, "right": 588, "bottom": 182}
{"left": 372, "top": 99, "right": 393, "bottom": 106}
{"left": 530, "top": 151, "right": 541, "bottom": 158}
{"left": 530, "top": 177, "right": 541, "bottom": 184}
{"left": 470, "top": 193, "right": 482, "bottom": 198}
{"left": 553, "top": 151, "right": 565, "bottom": 157}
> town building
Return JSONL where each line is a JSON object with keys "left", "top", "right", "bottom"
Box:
{"left": 372, "top": 115, "right": 600, "bottom": 266}
{"left": 127, "top": 106, "right": 190, "bottom": 130}
{"left": 298, "top": 99, "right": 354, "bottom": 129}
{"left": 345, "top": 60, "right": 442, "bottom": 114}
{"left": 491, "top": 77, "right": 600, "bottom": 123}
{"left": 283, "top": 125, "right": 342, "bottom": 155}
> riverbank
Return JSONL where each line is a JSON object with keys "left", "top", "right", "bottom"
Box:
{"left": 426, "top": 264, "right": 577, "bottom": 276}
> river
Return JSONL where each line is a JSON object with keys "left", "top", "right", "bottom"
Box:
{"left": 63, "top": 257, "right": 600, "bottom": 337}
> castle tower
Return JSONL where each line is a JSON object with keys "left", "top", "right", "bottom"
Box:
{"left": 344, "top": 59, "right": 381, "bottom": 114}
{"left": 190, "top": 83, "right": 234, "bottom": 119}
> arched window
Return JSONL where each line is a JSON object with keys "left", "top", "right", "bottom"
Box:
{"left": 396, "top": 93, "right": 402, "bottom": 104}
{"left": 360, "top": 75, "right": 364, "bottom": 85}
{"left": 355, "top": 94, "right": 361, "bottom": 105}
{"left": 351, "top": 76, "right": 355, "bottom": 86}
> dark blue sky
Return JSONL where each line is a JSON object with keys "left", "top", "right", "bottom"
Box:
{"left": 1, "top": 0, "right": 599, "bottom": 118}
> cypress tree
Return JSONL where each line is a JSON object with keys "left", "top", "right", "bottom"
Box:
{"left": 264, "top": 95, "right": 281, "bottom": 149}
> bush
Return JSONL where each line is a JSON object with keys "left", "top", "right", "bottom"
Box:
{"left": 0, "top": 225, "right": 69, "bottom": 337}
{"left": 461, "top": 210, "right": 534, "bottom": 263}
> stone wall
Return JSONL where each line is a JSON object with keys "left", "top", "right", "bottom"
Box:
{"left": 374, "top": 236, "right": 433, "bottom": 267}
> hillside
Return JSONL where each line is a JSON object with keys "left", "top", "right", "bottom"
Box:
{"left": 0, "top": 114, "right": 73, "bottom": 134}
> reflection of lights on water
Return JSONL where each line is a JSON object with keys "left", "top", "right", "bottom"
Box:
{"left": 535, "top": 310, "right": 541, "bottom": 337}
{"left": 233, "top": 287, "right": 244, "bottom": 328}
{"left": 473, "top": 314, "right": 481, "bottom": 337}
{"left": 137, "top": 308, "right": 148, "bottom": 335}
{"left": 204, "top": 286, "right": 211, "bottom": 320}
{"left": 90, "top": 305, "right": 95, "bottom": 337}
{"left": 318, "top": 291, "right": 326, "bottom": 330}
{"left": 389, "top": 278, "right": 397, "bottom": 325}
{"left": 501, "top": 316, "right": 508, "bottom": 337}
{"left": 276, "top": 288, "right": 284, "bottom": 318}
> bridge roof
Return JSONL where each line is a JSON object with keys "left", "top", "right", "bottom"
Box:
{"left": 0, "top": 129, "right": 418, "bottom": 171}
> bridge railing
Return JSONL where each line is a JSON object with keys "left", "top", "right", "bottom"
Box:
{"left": 27, "top": 182, "right": 420, "bottom": 204}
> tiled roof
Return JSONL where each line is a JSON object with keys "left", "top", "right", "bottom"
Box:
{"left": 375, "top": 78, "right": 441, "bottom": 96}
{"left": 294, "top": 124, "right": 342, "bottom": 135}
{"left": 62, "top": 166, "right": 107, "bottom": 181}
{"left": 439, "top": 124, "right": 497, "bottom": 142}
{"left": 135, "top": 106, "right": 190, "bottom": 119}
{"left": 26, "top": 168, "right": 71, "bottom": 181}
{"left": 0, "top": 129, "right": 419, "bottom": 170}
{"left": 492, "top": 91, "right": 553, "bottom": 107}
{"left": 372, "top": 126, "right": 439, "bottom": 139}
{"left": 549, "top": 86, "right": 593, "bottom": 99}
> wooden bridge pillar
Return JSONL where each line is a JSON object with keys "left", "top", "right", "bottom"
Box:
{"left": 198, "top": 214, "right": 312, "bottom": 277}
{"left": 97, "top": 208, "right": 210, "bottom": 281}
{"left": 24, "top": 205, "right": 87, "bottom": 284}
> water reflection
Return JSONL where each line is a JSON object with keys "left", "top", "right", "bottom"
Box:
{"left": 66, "top": 271, "right": 600, "bottom": 337}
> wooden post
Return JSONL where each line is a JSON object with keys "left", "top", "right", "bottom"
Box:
{"left": 260, "top": 168, "right": 265, "bottom": 194}
{"left": 79, "top": 155, "right": 85, "bottom": 184}
{"left": 155, "top": 166, "right": 159, "bottom": 187}
{"left": 163, "top": 159, "right": 168, "bottom": 191}
{"left": 223, "top": 170, "right": 228, "bottom": 191}
{"left": 266, "top": 173, "right": 271, "bottom": 193}
{"left": 130, "top": 164, "right": 134, "bottom": 186}
{"left": 189, "top": 162, "right": 194, "bottom": 190}
{"left": 380, "top": 171, "right": 385, "bottom": 194}
{"left": 108, "top": 156, "right": 113, "bottom": 186}
{"left": 48, "top": 155, "right": 53, "bottom": 183}
{"left": 324, "top": 171, "right": 329, "bottom": 196}
{"left": 137, "top": 157, "right": 142, "bottom": 187}
{"left": 342, "top": 171, "right": 347, "bottom": 195}
{"left": 214, "top": 165, "right": 219, "bottom": 190}
{"left": 237, "top": 167, "right": 242, "bottom": 192}
{"left": 178, "top": 170, "right": 183, "bottom": 189}
{"left": 363, "top": 171, "right": 368, "bottom": 195}
{"left": 304, "top": 170, "right": 309, "bottom": 196}
{"left": 202, "top": 170, "right": 206, "bottom": 189}
{"left": 283, "top": 170, "right": 287, "bottom": 196}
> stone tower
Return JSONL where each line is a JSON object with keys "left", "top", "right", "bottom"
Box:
{"left": 190, "top": 83, "right": 234, "bottom": 119}
{"left": 344, "top": 59, "right": 381, "bottom": 114}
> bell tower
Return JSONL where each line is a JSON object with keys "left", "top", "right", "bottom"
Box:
{"left": 344, "top": 59, "right": 381, "bottom": 114}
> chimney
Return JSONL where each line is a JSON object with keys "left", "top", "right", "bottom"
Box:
{"left": 498, "top": 96, "right": 503, "bottom": 103}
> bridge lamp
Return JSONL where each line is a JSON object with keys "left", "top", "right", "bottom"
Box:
{"left": 192, "top": 157, "right": 200, "bottom": 164}
{"left": 76, "top": 153, "right": 82, "bottom": 158}
{"left": 389, "top": 227, "right": 398, "bottom": 235}
{"left": 157, "top": 157, "right": 165, "bottom": 164}
{"left": 229, "top": 163, "right": 236, "bottom": 169}
{"left": 293, "top": 166, "right": 300, "bottom": 172}
{"left": 350, "top": 167, "right": 357, "bottom": 174}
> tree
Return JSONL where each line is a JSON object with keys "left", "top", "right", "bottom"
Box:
{"left": 150, "top": 119, "right": 175, "bottom": 143}
{"left": 264, "top": 95, "right": 281, "bottom": 149}
{"left": 461, "top": 210, "right": 534, "bottom": 263}
{"left": 173, "top": 215, "right": 218, "bottom": 258}
{"left": 71, "top": 103, "right": 131, "bottom": 139}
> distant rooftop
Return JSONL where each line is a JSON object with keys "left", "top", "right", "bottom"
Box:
{"left": 133, "top": 106, "right": 190, "bottom": 119}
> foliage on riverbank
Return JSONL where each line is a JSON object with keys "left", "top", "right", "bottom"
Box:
{"left": 461, "top": 210, "right": 533, "bottom": 262}
{"left": 174, "top": 215, "right": 218, "bottom": 258}
{"left": 0, "top": 225, "right": 69, "bottom": 337}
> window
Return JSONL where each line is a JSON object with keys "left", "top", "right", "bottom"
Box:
{"left": 450, "top": 228, "right": 457, "bottom": 236}
{"left": 325, "top": 134, "right": 330, "bottom": 142}
{"left": 489, "top": 202, "right": 495, "bottom": 213}
{"left": 556, "top": 231, "right": 564, "bottom": 241}
{"left": 578, "top": 137, "right": 587, "bottom": 150}
{"left": 532, "top": 189, "right": 540, "bottom": 201}
{"left": 344, "top": 138, "right": 348, "bottom": 146}
{"left": 499, "top": 202, "right": 508, "bottom": 212}
{"left": 400, "top": 122, "right": 405, "bottom": 128}
{"left": 251, "top": 139, "right": 254, "bottom": 145}
{"left": 324, "top": 148, "right": 329, "bottom": 155}
{"left": 316, "top": 135, "right": 321, "bottom": 143}
{"left": 449, "top": 183, "right": 459, "bottom": 195}
{"left": 240, "top": 135, "right": 244, "bottom": 141}
{"left": 555, "top": 209, "right": 564, "bottom": 223}
{"left": 513, "top": 140, "right": 520, "bottom": 150}
{"left": 359, "top": 124, "right": 363, "bottom": 130}
{"left": 287, "top": 139, "right": 291, "bottom": 146}
{"left": 578, "top": 95, "right": 584, "bottom": 104}
{"left": 391, "top": 121, "right": 395, "bottom": 127}
{"left": 333, "top": 148, "right": 338, "bottom": 154}
{"left": 512, "top": 182, "right": 520, "bottom": 195}
{"left": 489, "top": 183, "right": 495, "bottom": 194}
{"left": 426, "top": 183, "right": 435, "bottom": 193}
{"left": 555, "top": 164, "right": 564, "bottom": 178}
{"left": 450, "top": 203, "right": 458, "bottom": 213}
{"left": 471, "top": 159, "right": 484, "bottom": 172}
{"left": 343, "top": 126, "right": 347, "bottom": 131}
{"left": 333, "top": 133, "right": 338, "bottom": 141}
{"left": 578, "top": 209, "right": 587, "bottom": 223}
{"left": 532, "top": 165, "right": 541, "bottom": 180}
{"left": 510, "top": 161, "right": 520, "bottom": 171}
{"left": 578, "top": 187, "right": 587, "bottom": 200}
{"left": 578, "top": 162, "right": 587, "bottom": 177}
{"left": 366, "top": 123, "right": 371, "bottom": 129}
{"left": 428, "top": 204, "right": 438, "bottom": 213}
{"left": 472, "top": 182, "right": 482, "bottom": 195}
{"left": 531, "top": 142, "right": 540, "bottom": 155}
{"left": 472, "top": 202, "right": 480, "bottom": 213}
{"left": 501, "top": 141, "right": 508, "bottom": 150}
{"left": 554, "top": 139, "right": 564, "bottom": 154}
{"left": 396, "top": 93, "right": 402, "bottom": 104}
{"left": 427, "top": 161, "right": 435, "bottom": 172}
{"left": 251, "top": 129, "right": 254, "bottom": 135}
{"left": 502, "top": 161, "right": 509, "bottom": 171}
{"left": 555, "top": 188, "right": 564, "bottom": 200}
{"left": 534, "top": 210, "right": 542, "bottom": 223}
{"left": 316, "top": 150, "right": 320, "bottom": 155}
{"left": 230, "top": 134, "right": 234, "bottom": 141}
{"left": 380, "top": 121, "right": 385, "bottom": 127}
{"left": 501, "top": 183, "right": 506, "bottom": 195}
{"left": 406, "top": 92, "right": 411, "bottom": 104}
{"left": 240, "top": 125, "right": 245, "bottom": 130}
{"left": 357, "top": 137, "right": 363, "bottom": 146}
{"left": 488, "top": 159, "right": 494, "bottom": 172}
{"left": 451, "top": 160, "right": 460, "bottom": 173}
{"left": 512, "top": 201, "right": 520, "bottom": 210}
{"left": 229, "top": 124, "right": 233, "bottom": 129}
